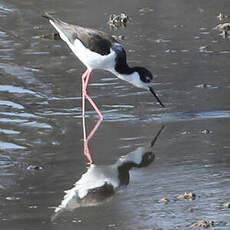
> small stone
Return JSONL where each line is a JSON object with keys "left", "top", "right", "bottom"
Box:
{"left": 199, "top": 46, "right": 208, "bottom": 52}
{"left": 217, "top": 13, "right": 224, "bottom": 21}
{"left": 195, "top": 83, "right": 215, "bottom": 89}
{"left": 214, "top": 23, "right": 230, "bottom": 38}
{"left": 173, "top": 24, "right": 184, "bottom": 28}
{"left": 159, "top": 197, "right": 169, "bottom": 204}
{"left": 112, "top": 35, "right": 125, "bottom": 41}
{"left": 181, "top": 131, "right": 191, "bottom": 135}
{"left": 6, "top": 196, "right": 21, "bottom": 201}
{"left": 29, "top": 205, "right": 38, "bottom": 209}
{"left": 139, "top": 8, "right": 154, "bottom": 13}
{"left": 199, "top": 46, "right": 207, "bottom": 49}
{"left": 217, "top": 13, "right": 229, "bottom": 21}
{"left": 190, "top": 220, "right": 214, "bottom": 228}
{"left": 52, "top": 141, "right": 60, "bottom": 146}
{"left": 201, "top": 129, "right": 212, "bottom": 134}
{"left": 66, "top": 68, "right": 77, "bottom": 74}
{"left": 108, "top": 13, "right": 129, "bottom": 29}
{"left": 196, "top": 83, "right": 207, "bottom": 88}
{"left": 178, "top": 192, "right": 196, "bottom": 201}
{"left": 223, "top": 202, "right": 230, "bottom": 208}
{"left": 27, "top": 165, "right": 43, "bottom": 171}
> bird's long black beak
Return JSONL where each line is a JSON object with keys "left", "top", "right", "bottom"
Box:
{"left": 149, "top": 87, "right": 165, "bottom": 107}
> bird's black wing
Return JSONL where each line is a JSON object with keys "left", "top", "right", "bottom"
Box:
{"left": 43, "top": 12, "right": 118, "bottom": 55}
{"left": 74, "top": 26, "right": 118, "bottom": 55}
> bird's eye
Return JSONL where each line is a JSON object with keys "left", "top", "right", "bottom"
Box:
{"left": 145, "top": 76, "right": 152, "bottom": 82}
{"left": 139, "top": 74, "right": 152, "bottom": 83}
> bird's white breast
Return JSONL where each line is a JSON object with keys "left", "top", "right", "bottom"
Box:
{"left": 72, "top": 40, "right": 117, "bottom": 70}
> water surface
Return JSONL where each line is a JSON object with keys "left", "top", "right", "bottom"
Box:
{"left": 0, "top": 0, "right": 230, "bottom": 229}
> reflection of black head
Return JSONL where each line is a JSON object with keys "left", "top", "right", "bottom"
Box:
{"left": 138, "top": 151, "right": 155, "bottom": 167}
{"left": 117, "top": 126, "right": 165, "bottom": 186}
{"left": 118, "top": 150, "right": 155, "bottom": 185}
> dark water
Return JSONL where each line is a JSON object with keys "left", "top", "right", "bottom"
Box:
{"left": 1, "top": 0, "right": 230, "bottom": 229}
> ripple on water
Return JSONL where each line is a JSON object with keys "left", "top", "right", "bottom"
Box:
{"left": 0, "top": 128, "right": 20, "bottom": 135}
{"left": 154, "top": 38, "right": 171, "bottom": 43}
{"left": 0, "top": 31, "right": 14, "bottom": 60}
{"left": 104, "top": 111, "right": 137, "bottom": 122}
{"left": 0, "top": 141, "right": 26, "bottom": 150}
{"left": 219, "top": 51, "right": 230, "bottom": 54}
{"left": 0, "top": 3, "right": 16, "bottom": 17}
{"left": 146, "top": 110, "right": 230, "bottom": 123}
{"left": 0, "top": 63, "right": 47, "bottom": 90}
{"left": 0, "top": 112, "right": 38, "bottom": 119}
{"left": 0, "top": 118, "right": 28, "bottom": 124}
{"left": 0, "top": 100, "right": 24, "bottom": 109}
{"left": 23, "top": 51, "right": 50, "bottom": 55}
{"left": 0, "top": 85, "right": 44, "bottom": 98}
{"left": 21, "top": 121, "right": 52, "bottom": 129}
{"left": 103, "top": 104, "right": 134, "bottom": 109}
{"left": 0, "top": 154, "right": 17, "bottom": 170}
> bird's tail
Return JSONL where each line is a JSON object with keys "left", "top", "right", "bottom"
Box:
{"left": 42, "top": 12, "right": 74, "bottom": 44}
{"left": 42, "top": 12, "right": 59, "bottom": 22}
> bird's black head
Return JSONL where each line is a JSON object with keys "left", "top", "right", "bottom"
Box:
{"left": 133, "top": 67, "right": 165, "bottom": 107}
{"left": 132, "top": 66, "right": 153, "bottom": 83}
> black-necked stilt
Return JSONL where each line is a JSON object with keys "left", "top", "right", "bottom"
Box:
{"left": 51, "top": 126, "right": 164, "bottom": 220}
{"left": 43, "top": 12, "right": 165, "bottom": 120}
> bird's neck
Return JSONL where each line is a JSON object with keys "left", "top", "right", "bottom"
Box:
{"left": 110, "top": 45, "right": 144, "bottom": 87}
{"left": 115, "top": 60, "right": 134, "bottom": 75}
{"left": 111, "top": 45, "right": 136, "bottom": 78}
{"left": 113, "top": 48, "right": 135, "bottom": 74}
{"left": 110, "top": 57, "right": 136, "bottom": 81}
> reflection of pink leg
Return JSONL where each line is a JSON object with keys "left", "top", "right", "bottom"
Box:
{"left": 83, "top": 118, "right": 103, "bottom": 164}
{"left": 81, "top": 69, "right": 103, "bottom": 164}
{"left": 87, "top": 118, "right": 103, "bottom": 141}
{"left": 82, "top": 115, "right": 93, "bottom": 164}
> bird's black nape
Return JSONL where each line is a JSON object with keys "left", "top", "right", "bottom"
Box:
{"left": 149, "top": 87, "right": 165, "bottom": 107}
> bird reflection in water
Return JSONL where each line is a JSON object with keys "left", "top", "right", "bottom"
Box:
{"left": 51, "top": 126, "right": 165, "bottom": 221}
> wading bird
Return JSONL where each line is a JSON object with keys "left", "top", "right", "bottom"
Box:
{"left": 43, "top": 12, "right": 165, "bottom": 120}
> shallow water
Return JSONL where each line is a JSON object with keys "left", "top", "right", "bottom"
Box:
{"left": 0, "top": 0, "right": 230, "bottom": 229}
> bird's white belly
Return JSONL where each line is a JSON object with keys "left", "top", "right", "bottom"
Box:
{"left": 69, "top": 39, "right": 116, "bottom": 71}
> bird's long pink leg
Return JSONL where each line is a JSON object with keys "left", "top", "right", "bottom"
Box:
{"left": 82, "top": 69, "right": 89, "bottom": 141}
{"left": 83, "top": 70, "right": 104, "bottom": 120}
